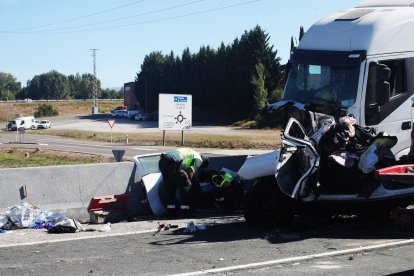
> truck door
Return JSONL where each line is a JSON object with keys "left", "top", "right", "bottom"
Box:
{"left": 364, "top": 57, "right": 414, "bottom": 158}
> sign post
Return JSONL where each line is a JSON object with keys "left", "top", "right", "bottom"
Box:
{"left": 18, "top": 127, "right": 25, "bottom": 143}
{"left": 159, "top": 93, "right": 192, "bottom": 146}
{"left": 107, "top": 119, "right": 115, "bottom": 143}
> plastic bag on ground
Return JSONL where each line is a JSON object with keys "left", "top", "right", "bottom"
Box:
{"left": 0, "top": 202, "right": 67, "bottom": 230}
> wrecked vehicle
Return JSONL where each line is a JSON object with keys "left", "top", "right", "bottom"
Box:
{"left": 244, "top": 104, "right": 414, "bottom": 227}
{"left": 244, "top": 0, "right": 414, "bottom": 226}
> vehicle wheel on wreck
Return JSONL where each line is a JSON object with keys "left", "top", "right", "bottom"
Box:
{"left": 243, "top": 176, "right": 296, "bottom": 227}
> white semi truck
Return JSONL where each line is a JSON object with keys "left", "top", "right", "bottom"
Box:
{"left": 241, "top": 0, "right": 414, "bottom": 226}
{"left": 281, "top": 0, "right": 414, "bottom": 159}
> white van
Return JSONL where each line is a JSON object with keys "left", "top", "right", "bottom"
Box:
{"left": 280, "top": 0, "right": 414, "bottom": 159}
{"left": 9, "top": 116, "right": 36, "bottom": 130}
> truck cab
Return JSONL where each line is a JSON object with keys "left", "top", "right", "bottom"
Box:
{"left": 283, "top": 0, "right": 414, "bottom": 158}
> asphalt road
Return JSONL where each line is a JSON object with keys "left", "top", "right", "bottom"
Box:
{"left": 43, "top": 114, "right": 279, "bottom": 137}
{"left": 0, "top": 132, "right": 166, "bottom": 158}
{"left": 0, "top": 114, "right": 274, "bottom": 158}
{"left": 1, "top": 214, "right": 414, "bottom": 275}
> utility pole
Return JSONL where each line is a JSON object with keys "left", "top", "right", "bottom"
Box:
{"left": 90, "top": 48, "right": 99, "bottom": 114}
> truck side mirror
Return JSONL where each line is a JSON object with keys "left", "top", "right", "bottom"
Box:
{"left": 376, "top": 63, "right": 391, "bottom": 106}
{"left": 377, "top": 63, "right": 391, "bottom": 81}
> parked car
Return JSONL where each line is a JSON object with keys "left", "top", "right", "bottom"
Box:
{"left": 112, "top": 110, "right": 128, "bottom": 117}
{"left": 133, "top": 113, "right": 147, "bottom": 121}
{"left": 38, "top": 120, "right": 51, "bottom": 129}
{"left": 5, "top": 121, "right": 12, "bottom": 130}
{"left": 31, "top": 120, "right": 41, "bottom": 130}
{"left": 127, "top": 110, "right": 141, "bottom": 119}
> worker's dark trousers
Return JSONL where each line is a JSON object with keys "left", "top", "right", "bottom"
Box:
{"left": 159, "top": 155, "right": 192, "bottom": 209}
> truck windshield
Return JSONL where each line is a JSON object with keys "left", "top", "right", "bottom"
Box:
{"left": 283, "top": 63, "right": 360, "bottom": 109}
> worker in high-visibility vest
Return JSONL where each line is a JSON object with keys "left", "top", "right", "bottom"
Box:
{"left": 191, "top": 168, "right": 244, "bottom": 212}
{"left": 158, "top": 148, "right": 204, "bottom": 215}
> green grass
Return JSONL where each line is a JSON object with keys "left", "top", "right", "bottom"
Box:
{"left": 0, "top": 148, "right": 114, "bottom": 168}
{"left": 0, "top": 154, "right": 87, "bottom": 167}
{"left": 36, "top": 129, "right": 281, "bottom": 149}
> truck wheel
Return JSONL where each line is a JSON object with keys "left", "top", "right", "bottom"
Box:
{"left": 243, "top": 177, "right": 296, "bottom": 227}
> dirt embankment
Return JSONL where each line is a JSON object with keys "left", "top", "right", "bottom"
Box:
{"left": 0, "top": 101, "right": 122, "bottom": 121}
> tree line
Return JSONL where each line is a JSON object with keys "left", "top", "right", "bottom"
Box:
{"left": 134, "top": 25, "right": 285, "bottom": 122}
{"left": 1, "top": 25, "right": 306, "bottom": 123}
{"left": 0, "top": 71, "right": 122, "bottom": 101}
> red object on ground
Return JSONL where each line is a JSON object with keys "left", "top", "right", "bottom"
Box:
{"left": 375, "top": 165, "right": 414, "bottom": 184}
{"left": 87, "top": 194, "right": 130, "bottom": 212}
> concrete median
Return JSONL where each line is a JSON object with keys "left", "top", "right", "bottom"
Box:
{"left": 0, "top": 162, "right": 150, "bottom": 222}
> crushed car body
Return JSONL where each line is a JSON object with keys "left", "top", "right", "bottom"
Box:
{"left": 132, "top": 151, "right": 278, "bottom": 216}
{"left": 244, "top": 101, "right": 414, "bottom": 227}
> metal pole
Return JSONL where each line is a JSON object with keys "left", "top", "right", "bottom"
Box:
{"left": 181, "top": 130, "right": 184, "bottom": 146}
{"left": 145, "top": 80, "right": 148, "bottom": 113}
{"left": 90, "top": 48, "right": 99, "bottom": 114}
{"left": 163, "top": 130, "right": 166, "bottom": 146}
{"left": 110, "top": 128, "right": 113, "bottom": 143}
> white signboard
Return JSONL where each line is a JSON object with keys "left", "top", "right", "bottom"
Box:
{"left": 159, "top": 93, "right": 192, "bottom": 130}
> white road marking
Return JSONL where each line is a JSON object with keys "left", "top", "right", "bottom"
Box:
{"left": 169, "top": 239, "right": 414, "bottom": 276}
{"left": 132, "top": 147, "right": 157, "bottom": 151}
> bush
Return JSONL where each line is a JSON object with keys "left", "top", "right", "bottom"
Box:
{"left": 34, "top": 104, "right": 59, "bottom": 117}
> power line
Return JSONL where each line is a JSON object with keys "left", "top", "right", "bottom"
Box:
{"left": 3, "top": 0, "right": 261, "bottom": 35}
{"left": 3, "top": 0, "right": 146, "bottom": 32}
{"left": 13, "top": 0, "right": 205, "bottom": 33}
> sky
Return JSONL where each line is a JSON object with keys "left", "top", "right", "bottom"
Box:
{"left": 0, "top": 0, "right": 361, "bottom": 89}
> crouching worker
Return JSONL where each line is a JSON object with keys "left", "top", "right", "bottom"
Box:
{"left": 158, "top": 148, "right": 203, "bottom": 216}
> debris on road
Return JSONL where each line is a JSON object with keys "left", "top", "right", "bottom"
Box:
{"left": 0, "top": 202, "right": 66, "bottom": 230}
{"left": 183, "top": 221, "right": 207, "bottom": 233}
{"left": 48, "top": 218, "right": 85, "bottom": 234}
{"left": 0, "top": 202, "right": 88, "bottom": 234}
{"left": 87, "top": 194, "right": 131, "bottom": 224}
{"left": 153, "top": 223, "right": 179, "bottom": 236}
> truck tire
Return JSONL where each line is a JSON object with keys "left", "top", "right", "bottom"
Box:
{"left": 243, "top": 177, "right": 296, "bottom": 227}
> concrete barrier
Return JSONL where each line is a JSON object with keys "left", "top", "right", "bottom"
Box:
{"left": 0, "top": 162, "right": 151, "bottom": 222}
